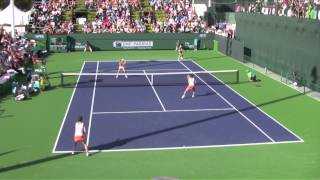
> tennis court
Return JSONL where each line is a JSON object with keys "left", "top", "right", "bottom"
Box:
{"left": 53, "top": 60, "right": 303, "bottom": 153}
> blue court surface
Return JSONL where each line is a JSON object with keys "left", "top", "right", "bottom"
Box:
{"left": 53, "top": 60, "right": 303, "bottom": 153}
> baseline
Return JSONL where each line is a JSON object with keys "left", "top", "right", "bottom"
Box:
{"left": 53, "top": 138, "right": 302, "bottom": 154}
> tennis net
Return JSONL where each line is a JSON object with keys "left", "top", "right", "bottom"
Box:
{"left": 60, "top": 70, "right": 239, "bottom": 88}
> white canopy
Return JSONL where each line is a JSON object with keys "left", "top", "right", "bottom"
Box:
{"left": 0, "top": 1, "right": 30, "bottom": 26}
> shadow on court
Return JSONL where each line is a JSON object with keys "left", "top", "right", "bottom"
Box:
{"left": 0, "top": 108, "right": 14, "bottom": 120}
{"left": 180, "top": 92, "right": 215, "bottom": 100}
{"left": 61, "top": 79, "right": 248, "bottom": 89}
{"left": 0, "top": 115, "right": 14, "bottom": 119}
{"left": 89, "top": 109, "right": 245, "bottom": 150}
{"left": 47, "top": 71, "right": 64, "bottom": 76}
{"left": 188, "top": 55, "right": 227, "bottom": 62}
{"left": 0, "top": 150, "right": 18, "bottom": 157}
{"left": 98, "top": 61, "right": 181, "bottom": 72}
{"left": 0, "top": 153, "right": 75, "bottom": 173}
{"left": 89, "top": 92, "right": 304, "bottom": 151}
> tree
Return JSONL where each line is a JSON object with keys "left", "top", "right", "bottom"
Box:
{"left": 0, "top": 0, "right": 10, "bottom": 10}
{"left": 0, "top": 0, "right": 33, "bottom": 11}
{"left": 15, "top": 0, "right": 33, "bottom": 11}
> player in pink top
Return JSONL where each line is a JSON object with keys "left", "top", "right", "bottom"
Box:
{"left": 181, "top": 74, "right": 196, "bottom": 99}
{"left": 116, "top": 58, "right": 128, "bottom": 79}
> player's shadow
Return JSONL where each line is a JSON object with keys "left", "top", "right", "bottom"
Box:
{"left": 89, "top": 110, "right": 240, "bottom": 151}
{"left": 196, "top": 92, "right": 215, "bottom": 97}
{"left": 89, "top": 92, "right": 304, "bottom": 151}
{"left": 181, "top": 92, "right": 215, "bottom": 100}
{"left": 0, "top": 153, "right": 74, "bottom": 173}
{"left": 47, "top": 71, "right": 64, "bottom": 76}
{"left": 188, "top": 55, "right": 227, "bottom": 61}
{"left": 0, "top": 114, "right": 14, "bottom": 119}
{"left": 0, "top": 109, "right": 13, "bottom": 120}
{"left": 0, "top": 149, "right": 18, "bottom": 157}
{"left": 90, "top": 139, "right": 129, "bottom": 150}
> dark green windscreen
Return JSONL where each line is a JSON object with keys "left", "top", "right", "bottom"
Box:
{"left": 236, "top": 13, "right": 320, "bottom": 90}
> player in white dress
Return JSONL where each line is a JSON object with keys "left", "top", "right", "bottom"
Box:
{"left": 181, "top": 74, "right": 196, "bottom": 99}
{"left": 116, "top": 58, "right": 128, "bottom": 79}
{"left": 72, "top": 116, "right": 89, "bottom": 156}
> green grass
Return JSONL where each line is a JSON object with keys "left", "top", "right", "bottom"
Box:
{"left": 0, "top": 50, "right": 319, "bottom": 179}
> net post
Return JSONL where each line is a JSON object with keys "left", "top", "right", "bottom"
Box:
{"left": 302, "top": 79, "right": 306, "bottom": 94}
{"left": 236, "top": 70, "right": 239, "bottom": 84}
{"left": 61, "top": 73, "right": 63, "bottom": 87}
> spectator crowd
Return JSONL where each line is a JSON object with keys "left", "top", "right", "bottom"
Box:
{"left": 236, "top": 0, "right": 320, "bottom": 20}
{"left": 206, "top": 22, "right": 235, "bottom": 38}
{"left": 0, "top": 27, "right": 49, "bottom": 101}
{"left": 28, "top": 0, "right": 75, "bottom": 34}
{"left": 149, "top": 0, "right": 206, "bottom": 33}
{"left": 0, "top": 28, "right": 31, "bottom": 77}
{"left": 23, "top": 0, "right": 320, "bottom": 35}
{"left": 26, "top": 0, "right": 209, "bottom": 34}
{"left": 83, "top": 0, "right": 146, "bottom": 33}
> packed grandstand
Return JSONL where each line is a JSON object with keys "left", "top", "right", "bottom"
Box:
{"left": 236, "top": 0, "right": 320, "bottom": 19}
{"left": 26, "top": 0, "right": 209, "bottom": 34}
{"left": 2, "top": 0, "right": 319, "bottom": 36}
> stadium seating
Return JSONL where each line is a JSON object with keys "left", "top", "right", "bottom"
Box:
{"left": 28, "top": 0, "right": 75, "bottom": 34}
{"left": 0, "top": 27, "right": 49, "bottom": 98}
{"left": 235, "top": 0, "right": 320, "bottom": 20}
{"left": 25, "top": 0, "right": 210, "bottom": 33}
{"left": 149, "top": 0, "right": 206, "bottom": 33}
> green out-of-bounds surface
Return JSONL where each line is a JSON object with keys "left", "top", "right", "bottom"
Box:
{"left": 0, "top": 50, "right": 319, "bottom": 179}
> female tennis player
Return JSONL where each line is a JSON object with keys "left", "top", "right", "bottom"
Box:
{"left": 116, "top": 58, "right": 128, "bottom": 79}
{"left": 72, "top": 116, "right": 89, "bottom": 156}
{"left": 181, "top": 74, "right": 196, "bottom": 99}
{"left": 177, "top": 44, "right": 184, "bottom": 61}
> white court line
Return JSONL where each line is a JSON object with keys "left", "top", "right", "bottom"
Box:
{"left": 52, "top": 139, "right": 303, "bottom": 154}
{"left": 86, "top": 61, "right": 100, "bottom": 147}
{"left": 192, "top": 60, "right": 304, "bottom": 142}
{"left": 143, "top": 70, "right": 166, "bottom": 111}
{"left": 178, "top": 61, "right": 276, "bottom": 142}
{"left": 92, "top": 108, "right": 234, "bottom": 115}
{"left": 52, "top": 62, "right": 86, "bottom": 153}
{"left": 53, "top": 59, "right": 303, "bottom": 154}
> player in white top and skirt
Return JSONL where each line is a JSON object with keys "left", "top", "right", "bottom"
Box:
{"left": 181, "top": 74, "right": 196, "bottom": 99}
{"left": 72, "top": 116, "right": 89, "bottom": 156}
{"left": 116, "top": 58, "right": 128, "bottom": 79}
